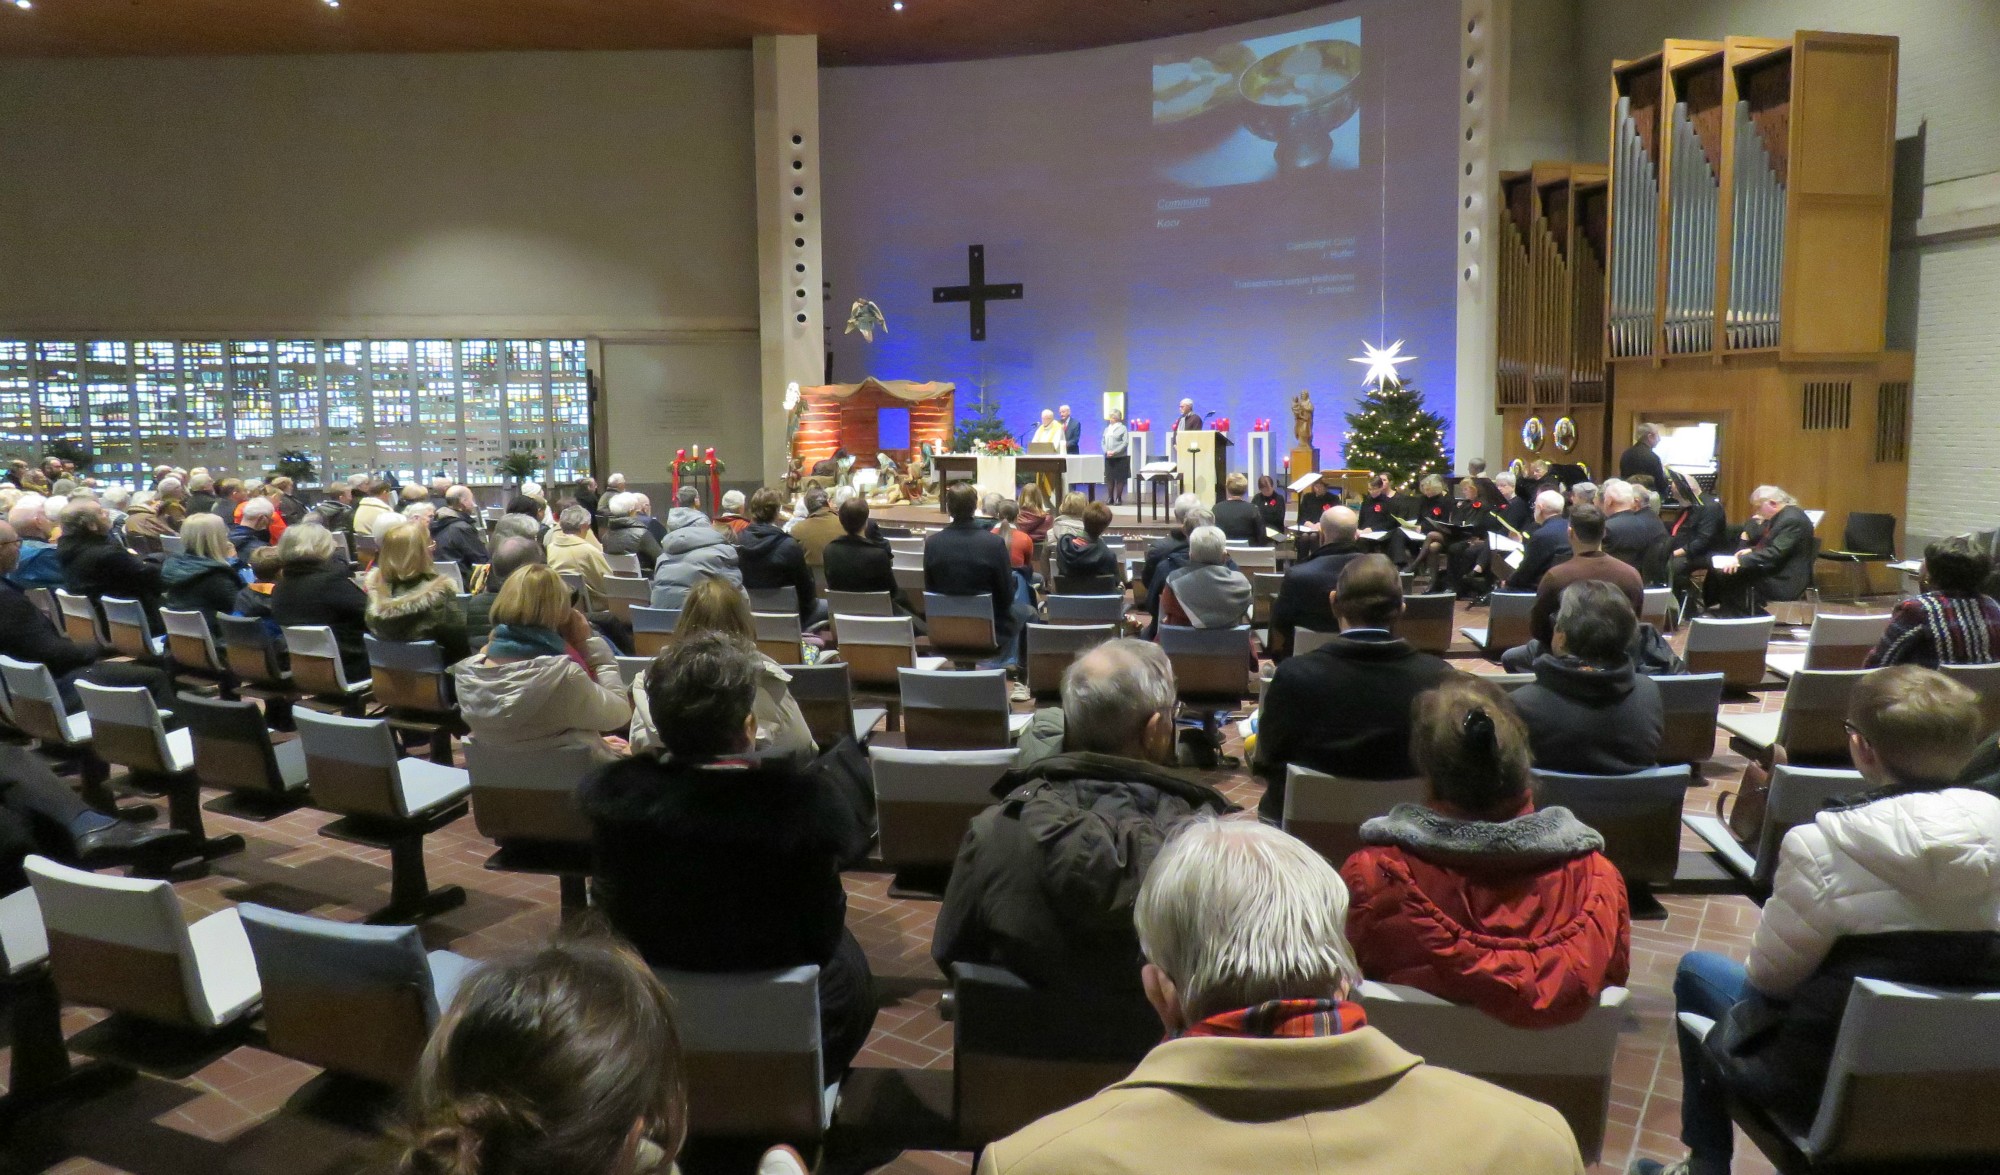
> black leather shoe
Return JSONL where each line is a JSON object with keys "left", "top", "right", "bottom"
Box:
{"left": 73, "top": 822, "right": 199, "bottom": 869}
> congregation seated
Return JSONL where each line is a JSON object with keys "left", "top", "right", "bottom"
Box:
{"left": 1342, "top": 677, "right": 1630, "bottom": 1028}
{"left": 737, "top": 487, "right": 820, "bottom": 624}
{"left": 1211, "top": 472, "right": 1269, "bottom": 545}
{"left": 925, "top": 482, "right": 1021, "bottom": 641}
{"left": 429, "top": 484, "right": 489, "bottom": 569}
{"left": 0, "top": 519, "right": 178, "bottom": 712}
{"left": 824, "top": 496, "right": 921, "bottom": 621}
{"left": 651, "top": 495, "right": 741, "bottom": 610}
{"left": 365, "top": 521, "right": 471, "bottom": 664}
{"left": 1505, "top": 490, "right": 1572, "bottom": 591}
{"left": 1158, "top": 526, "right": 1250, "bottom": 629}
{"left": 600, "top": 490, "right": 662, "bottom": 572}
{"left": 934, "top": 639, "right": 1232, "bottom": 999}
{"left": 1600, "top": 478, "right": 1669, "bottom": 583}
{"left": 395, "top": 937, "right": 712, "bottom": 1175}
{"left": 545, "top": 505, "right": 611, "bottom": 609}
{"left": 712, "top": 487, "right": 751, "bottom": 536}
{"left": 786, "top": 485, "right": 843, "bottom": 566}
{"left": 1512, "top": 580, "right": 1663, "bottom": 775}
{"left": 5, "top": 495, "right": 62, "bottom": 588}
{"left": 58, "top": 498, "right": 163, "bottom": 620}
{"left": 1254, "top": 554, "right": 1456, "bottom": 823}
{"left": 160, "top": 512, "right": 245, "bottom": 633}
{"left": 627, "top": 578, "right": 813, "bottom": 761}
{"left": 452, "top": 564, "right": 630, "bottom": 760}
{"left": 1269, "top": 505, "right": 1364, "bottom": 658}
{"left": 1632, "top": 666, "right": 2000, "bottom": 1175}
{"left": 1702, "top": 484, "right": 1815, "bottom": 618}
{"left": 1502, "top": 504, "right": 1644, "bottom": 673}
{"left": 981, "top": 819, "right": 1586, "bottom": 1174}
{"left": 271, "top": 522, "right": 372, "bottom": 681}
{"left": 1052, "top": 499, "right": 1120, "bottom": 582}
{"left": 580, "top": 632, "right": 875, "bottom": 1082}
{"left": 1865, "top": 534, "right": 2000, "bottom": 668}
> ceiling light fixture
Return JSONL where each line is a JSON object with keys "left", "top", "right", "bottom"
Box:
{"left": 11, "top": 1, "right": 32, "bottom": 11}
{"left": 891, "top": 2, "right": 904, "bottom": 9}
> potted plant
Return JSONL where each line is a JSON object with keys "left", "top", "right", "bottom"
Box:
{"left": 498, "top": 448, "right": 543, "bottom": 489}
{"left": 272, "top": 448, "right": 317, "bottom": 486}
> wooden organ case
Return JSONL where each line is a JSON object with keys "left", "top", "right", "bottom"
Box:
{"left": 1496, "top": 162, "right": 1609, "bottom": 474}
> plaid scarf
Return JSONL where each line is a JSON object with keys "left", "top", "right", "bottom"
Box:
{"left": 1183, "top": 998, "right": 1367, "bottom": 1039}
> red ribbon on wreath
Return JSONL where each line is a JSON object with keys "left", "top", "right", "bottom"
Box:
{"left": 705, "top": 448, "right": 722, "bottom": 512}
{"left": 671, "top": 448, "right": 687, "bottom": 501}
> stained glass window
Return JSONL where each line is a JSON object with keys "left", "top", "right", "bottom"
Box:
{"left": 0, "top": 338, "right": 591, "bottom": 489}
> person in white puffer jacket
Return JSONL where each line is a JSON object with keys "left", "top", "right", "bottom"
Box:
{"left": 451, "top": 564, "right": 631, "bottom": 761}
{"left": 1631, "top": 665, "right": 2000, "bottom": 1175}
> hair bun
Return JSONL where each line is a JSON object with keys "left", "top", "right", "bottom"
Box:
{"left": 1461, "top": 706, "right": 1498, "bottom": 762}
{"left": 400, "top": 1094, "right": 539, "bottom": 1175}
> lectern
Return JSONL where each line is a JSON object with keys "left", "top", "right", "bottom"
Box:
{"left": 1173, "top": 430, "right": 1231, "bottom": 506}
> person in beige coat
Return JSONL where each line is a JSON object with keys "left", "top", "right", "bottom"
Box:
{"left": 626, "top": 577, "right": 814, "bottom": 762}
{"left": 979, "top": 820, "right": 1585, "bottom": 1175}
{"left": 451, "top": 565, "right": 632, "bottom": 760}
{"left": 545, "top": 504, "right": 612, "bottom": 609}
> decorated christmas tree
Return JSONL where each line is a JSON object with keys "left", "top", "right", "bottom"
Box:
{"left": 949, "top": 381, "right": 1017, "bottom": 453}
{"left": 1341, "top": 341, "right": 1449, "bottom": 490}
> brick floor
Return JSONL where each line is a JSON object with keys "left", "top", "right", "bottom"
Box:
{"left": 0, "top": 600, "right": 1841, "bottom": 1175}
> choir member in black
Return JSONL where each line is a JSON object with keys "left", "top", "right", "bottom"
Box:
{"left": 1495, "top": 471, "right": 1536, "bottom": 535}
{"left": 1212, "top": 473, "right": 1270, "bottom": 545}
{"left": 1438, "top": 478, "right": 1498, "bottom": 598}
{"left": 1295, "top": 472, "right": 1341, "bottom": 529}
{"left": 1252, "top": 475, "right": 1287, "bottom": 535}
{"left": 1666, "top": 471, "right": 1727, "bottom": 606}
{"left": 1411, "top": 474, "right": 1455, "bottom": 589}
{"left": 1352, "top": 474, "right": 1409, "bottom": 565}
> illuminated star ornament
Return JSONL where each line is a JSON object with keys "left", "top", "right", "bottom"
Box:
{"left": 1350, "top": 339, "right": 1416, "bottom": 389}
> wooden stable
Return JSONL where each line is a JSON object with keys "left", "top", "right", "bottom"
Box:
{"left": 1495, "top": 161, "right": 1609, "bottom": 475}
{"left": 792, "top": 378, "right": 954, "bottom": 470}
{"left": 1600, "top": 30, "right": 1908, "bottom": 547}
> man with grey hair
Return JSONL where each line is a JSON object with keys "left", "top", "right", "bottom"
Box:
{"left": 1270, "top": 504, "right": 1365, "bottom": 658}
{"left": 547, "top": 502, "right": 612, "bottom": 607}
{"left": 4, "top": 494, "right": 63, "bottom": 588}
{"left": 429, "top": 484, "right": 489, "bottom": 568}
{"left": 1705, "top": 483, "right": 1814, "bottom": 617}
{"left": 461, "top": 535, "right": 547, "bottom": 646}
{"left": 1057, "top": 403, "right": 1081, "bottom": 454}
{"left": 1600, "top": 477, "right": 1668, "bottom": 582}
{"left": 1506, "top": 488, "right": 1573, "bottom": 591}
{"left": 712, "top": 487, "right": 748, "bottom": 536}
{"left": 601, "top": 490, "right": 662, "bottom": 572}
{"left": 788, "top": 484, "right": 845, "bottom": 568}
{"left": 57, "top": 498, "right": 164, "bottom": 615}
{"left": 1138, "top": 492, "right": 1205, "bottom": 616}
{"left": 231, "top": 495, "right": 278, "bottom": 556}
{"left": 605, "top": 472, "right": 627, "bottom": 493}
{"left": 1619, "top": 421, "right": 1668, "bottom": 490}
{"left": 934, "top": 638, "right": 1232, "bottom": 1002}
{"left": 1161, "top": 526, "right": 1251, "bottom": 630}
{"left": 665, "top": 484, "right": 707, "bottom": 532}
{"left": 979, "top": 820, "right": 1585, "bottom": 1174}
{"left": 1569, "top": 480, "right": 1599, "bottom": 510}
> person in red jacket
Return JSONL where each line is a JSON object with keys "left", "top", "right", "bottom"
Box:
{"left": 1340, "top": 676, "right": 1630, "bottom": 1027}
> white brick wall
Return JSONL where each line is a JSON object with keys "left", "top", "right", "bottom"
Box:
{"left": 1908, "top": 234, "right": 2000, "bottom": 540}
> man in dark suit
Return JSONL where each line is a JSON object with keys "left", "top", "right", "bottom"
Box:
{"left": 924, "top": 481, "right": 1021, "bottom": 638}
{"left": 1058, "top": 403, "right": 1082, "bottom": 454}
{"left": 1269, "top": 505, "right": 1364, "bottom": 660}
{"left": 1601, "top": 479, "right": 1671, "bottom": 584}
{"left": 1667, "top": 475, "right": 1727, "bottom": 604}
{"left": 1254, "top": 554, "right": 1455, "bottom": 821}
{"left": 1496, "top": 471, "right": 1536, "bottom": 534}
{"left": 1705, "top": 486, "right": 1815, "bottom": 617}
{"left": 1619, "top": 422, "right": 1669, "bottom": 493}
{"left": 1211, "top": 473, "right": 1268, "bottom": 545}
{"left": 1505, "top": 490, "right": 1572, "bottom": 591}
{"left": 1351, "top": 474, "right": 1409, "bottom": 564}
{"left": 1170, "top": 398, "right": 1202, "bottom": 438}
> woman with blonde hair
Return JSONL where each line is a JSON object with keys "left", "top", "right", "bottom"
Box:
{"left": 160, "top": 512, "right": 242, "bottom": 633}
{"left": 365, "top": 520, "right": 470, "bottom": 662}
{"left": 627, "top": 577, "right": 813, "bottom": 761}
{"left": 1047, "top": 490, "right": 1089, "bottom": 544}
{"left": 1015, "top": 483, "right": 1051, "bottom": 541}
{"left": 452, "top": 564, "right": 631, "bottom": 759}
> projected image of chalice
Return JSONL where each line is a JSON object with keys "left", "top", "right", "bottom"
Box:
{"left": 1239, "top": 39, "right": 1362, "bottom": 171}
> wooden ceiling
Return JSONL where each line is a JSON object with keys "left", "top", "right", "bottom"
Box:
{"left": 0, "top": 0, "right": 1343, "bottom": 64}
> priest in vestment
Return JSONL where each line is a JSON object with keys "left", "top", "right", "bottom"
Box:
{"left": 1030, "top": 409, "right": 1066, "bottom": 451}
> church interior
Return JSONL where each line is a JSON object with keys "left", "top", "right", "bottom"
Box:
{"left": 3, "top": 1, "right": 2000, "bottom": 1173}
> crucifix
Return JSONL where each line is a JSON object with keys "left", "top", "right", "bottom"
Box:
{"left": 931, "top": 244, "right": 1023, "bottom": 342}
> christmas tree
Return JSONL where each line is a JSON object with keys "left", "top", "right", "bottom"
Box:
{"left": 1342, "top": 376, "right": 1449, "bottom": 491}
{"left": 949, "top": 381, "right": 1016, "bottom": 452}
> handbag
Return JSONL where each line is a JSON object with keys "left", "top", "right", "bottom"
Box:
{"left": 1720, "top": 760, "right": 1771, "bottom": 847}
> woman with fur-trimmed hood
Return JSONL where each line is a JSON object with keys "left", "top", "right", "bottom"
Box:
{"left": 1341, "top": 677, "right": 1630, "bottom": 1028}
{"left": 364, "top": 519, "right": 470, "bottom": 663}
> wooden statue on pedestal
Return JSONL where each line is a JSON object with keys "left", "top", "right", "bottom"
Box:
{"left": 1289, "top": 389, "right": 1318, "bottom": 479}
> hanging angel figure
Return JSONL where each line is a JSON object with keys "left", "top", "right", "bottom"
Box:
{"left": 845, "top": 297, "right": 887, "bottom": 343}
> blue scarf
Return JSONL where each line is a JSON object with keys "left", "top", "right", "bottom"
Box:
{"left": 487, "top": 623, "right": 567, "bottom": 660}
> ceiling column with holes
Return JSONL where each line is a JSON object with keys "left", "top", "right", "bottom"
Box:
{"left": 753, "top": 34, "right": 826, "bottom": 485}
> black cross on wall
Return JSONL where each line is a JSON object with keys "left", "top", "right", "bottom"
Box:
{"left": 932, "top": 244, "right": 1023, "bottom": 342}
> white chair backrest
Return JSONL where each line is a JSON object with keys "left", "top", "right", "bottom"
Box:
{"left": 1688, "top": 614, "right": 1777, "bottom": 652}
{"left": 925, "top": 591, "right": 996, "bottom": 621}
{"left": 604, "top": 552, "right": 642, "bottom": 576}
{"left": 294, "top": 707, "right": 409, "bottom": 818}
{"left": 1487, "top": 590, "right": 1536, "bottom": 624}
{"left": 1360, "top": 981, "right": 1629, "bottom": 1073}
{"left": 433, "top": 560, "right": 466, "bottom": 594}
{"left": 1806, "top": 611, "right": 1894, "bottom": 649}
{"left": 631, "top": 606, "right": 681, "bottom": 634}
{"left": 0, "top": 654, "right": 63, "bottom": 709}
{"left": 826, "top": 590, "right": 895, "bottom": 617}
{"left": 159, "top": 532, "right": 185, "bottom": 556}
{"left": 1024, "top": 622, "right": 1114, "bottom": 659}
{"left": 1282, "top": 766, "right": 1425, "bottom": 825}
{"left": 602, "top": 574, "right": 651, "bottom": 602}
{"left": 464, "top": 736, "right": 598, "bottom": 843}
{"left": 100, "top": 595, "right": 154, "bottom": 636}
{"left": 283, "top": 624, "right": 356, "bottom": 689}
{"left": 869, "top": 744, "right": 1016, "bottom": 803}
{"left": 1043, "top": 594, "right": 1125, "bottom": 625}
{"left": 24, "top": 853, "right": 208, "bottom": 1023}
{"left": 753, "top": 611, "right": 803, "bottom": 642}
{"left": 833, "top": 613, "right": 916, "bottom": 649}
{"left": 1640, "top": 587, "right": 1673, "bottom": 625}
{"left": 747, "top": 587, "right": 795, "bottom": 614}
{"left": 1806, "top": 978, "right": 2000, "bottom": 1160}
{"left": 653, "top": 964, "right": 831, "bottom": 1137}
{"left": 75, "top": 680, "right": 174, "bottom": 761}
{"left": 615, "top": 656, "right": 651, "bottom": 685}
{"left": 1156, "top": 623, "right": 1253, "bottom": 656}
{"left": 1294, "top": 628, "right": 1338, "bottom": 656}
{"left": 161, "top": 607, "right": 215, "bottom": 643}
{"left": 898, "top": 667, "right": 1007, "bottom": 712}
{"left": 1656, "top": 671, "right": 1728, "bottom": 711}
{"left": 0, "top": 886, "right": 50, "bottom": 977}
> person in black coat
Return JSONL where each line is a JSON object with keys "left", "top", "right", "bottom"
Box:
{"left": 580, "top": 633, "right": 874, "bottom": 1080}
{"left": 1054, "top": 500, "right": 1122, "bottom": 582}
{"left": 159, "top": 513, "right": 244, "bottom": 634}
{"left": 1254, "top": 555, "right": 1457, "bottom": 822}
{"left": 1511, "top": 579, "right": 1663, "bottom": 775}
{"left": 1668, "top": 472, "right": 1728, "bottom": 602}
{"left": 1602, "top": 480, "right": 1671, "bottom": 584}
{"left": 1705, "top": 488, "right": 1816, "bottom": 617}
{"left": 1505, "top": 490, "right": 1573, "bottom": 591}
{"left": 926, "top": 482, "right": 1021, "bottom": 634}
{"left": 429, "top": 488, "right": 491, "bottom": 569}
{"left": 737, "top": 487, "right": 819, "bottom": 624}
{"left": 0, "top": 522, "right": 178, "bottom": 716}
{"left": 268, "top": 524, "right": 372, "bottom": 682}
{"left": 1619, "top": 423, "right": 1669, "bottom": 491}
{"left": 1252, "top": 476, "right": 1287, "bottom": 534}
{"left": 1352, "top": 474, "right": 1410, "bottom": 564}
{"left": 55, "top": 500, "right": 164, "bottom": 622}
{"left": 1268, "top": 505, "right": 1364, "bottom": 659}
{"left": 824, "top": 497, "right": 923, "bottom": 630}
{"left": 934, "top": 639, "right": 1233, "bottom": 999}
{"left": 1211, "top": 473, "right": 1269, "bottom": 545}
{"left": 1497, "top": 472, "right": 1537, "bottom": 535}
